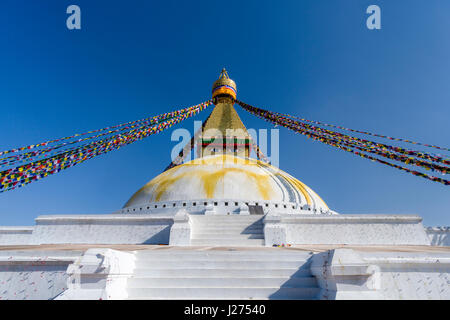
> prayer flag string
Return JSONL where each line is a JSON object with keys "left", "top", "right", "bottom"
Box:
{"left": 264, "top": 113, "right": 449, "bottom": 174}
{"left": 0, "top": 101, "right": 212, "bottom": 193}
{"left": 249, "top": 137, "right": 270, "bottom": 164}
{"left": 0, "top": 102, "right": 211, "bottom": 161}
{"left": 237, "top": 100, "right": 449, "bottom": 186}
{"left": 268, "top": 108, "right": 450, "bottom": 153}
{"left": 239, "top": 102, "right": 449, "bottom": 166}
{"left": 163, "top": 110, "right": 213, "bottom": 172}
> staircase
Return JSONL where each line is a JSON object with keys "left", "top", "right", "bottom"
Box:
{"left": 126, "top": 248, "right": 320, "bottom": 300}
{"left": 190, "top": 215, "right": 265, "bottom": 246}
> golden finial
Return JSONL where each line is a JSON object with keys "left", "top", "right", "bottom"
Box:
{"left": 219, "top": 68, "right": 229, "bottom": 79}
{"left": 212, "top": 68, "right": 237, "bottom": 101}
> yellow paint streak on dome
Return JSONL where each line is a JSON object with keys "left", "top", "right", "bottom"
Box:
{"left": 123, "top": 165, "right": 184, "bottom": 206}
{"left": 277, "top": 172, "right": 329, "bottom": 209}
{"left": 252, "top": 158, "right": 315, "bottom": 207}
{"left": 125, "top": 155, "right": 327, "bottom": 209}
{"left": 276, "top": 172, "right": 312, "bottom": 206}
{"left": 147, "top": 165, "right": 274, "bottom": 201}
{"left": 296, "top": 179, "right": 329, "bottom": 210}
{"left": 200, "top": 167, "right": 273, "bottom": 199}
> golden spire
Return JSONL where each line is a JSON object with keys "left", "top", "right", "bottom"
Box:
{"left": 198, "top": 69, "right": 249, "bottom": 158}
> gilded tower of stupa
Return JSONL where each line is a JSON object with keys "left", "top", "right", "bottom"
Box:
{"left": 198, "top": 69, "right": 251, "bottom": 158}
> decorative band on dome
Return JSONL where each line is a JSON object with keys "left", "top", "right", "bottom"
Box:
{"left": 213, "top": 84, "right": 237, "bottom": 93}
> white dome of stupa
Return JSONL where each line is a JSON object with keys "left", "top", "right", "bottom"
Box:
{"left": 123, "top": 154, "right": 329, "bottom": 213}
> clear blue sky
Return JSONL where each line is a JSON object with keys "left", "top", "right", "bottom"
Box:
{"left": 0, "top": 0, "right": 449, "bottom": 226}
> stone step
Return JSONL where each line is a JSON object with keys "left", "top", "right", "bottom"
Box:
{"left": 191, "top": 233, "right": 264, "bottom": 240}
{"left": 192, "top": 222, "right": 264, "bottom": 228}
{"left": 191, "top": 230, "right": 264, "bottom": 237}
{"left": 190, "top": 239, "right": 265, "bottom": 246}
{"left": 134, "top": 250, "right": 312, "bottom": 260}
{"left": 134, "top": 259, "right": 309, "bottom": 269}
{"left": 132, "top": 267, "right": 312, "bottom": 278}
{"left": 192, "top": 215, "right": 263, "bottom": 220}
{"left": 136, "top": 257, "right": 310, "bottom": 264}
{"left": 190, "top": 215, "right": 264, "bottom": 220}
{"left": 192, "top": 226, "right": 264, "bottom": 232}
{"left": 190, "top": 217, "right": 263, "bottom": 225}
{"left": 127, "top": 287, "right": 320, "bottom": 300}
{"left": 193, "top": 217, "right": 263, "bottom": 221}
{"left": 191, "top": 216, "right": 264, "bottom": 221}
{"left": 127, "top": 277, "right": 317, "bottom": 288}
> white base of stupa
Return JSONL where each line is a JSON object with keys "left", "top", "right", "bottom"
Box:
{"left": 0, "top": 212, "right": 443, "bottom": 246}
{"left": 0, "top": 211, "right": 449, "bottom": 300}
{"left": 1, "top": 245, "right": 449, "bottom": 300}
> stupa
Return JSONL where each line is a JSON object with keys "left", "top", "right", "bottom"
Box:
{"left": 0, "top": 70, "right": 448, "bottom": 300}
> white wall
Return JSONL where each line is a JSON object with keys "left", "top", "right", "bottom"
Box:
{"left": 29, "top": 214, "right": 174, "bottom": 245}
{"left": 311, "top": 249, "right": 450, "bottom": 300}
{"left": 360, "top": 251, "right": 450, "bottom": 299}
{"left": 0, "top": 227, "right": 34, "bottom": 245}
{"left": 426, "top": 227, "right": 450, "bottom": 246}
{"left": 0, "top": 250, "right": 82, "bottom": 300}
{"left": 264, "top": 214, "right": 431, "bottom": 246}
